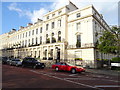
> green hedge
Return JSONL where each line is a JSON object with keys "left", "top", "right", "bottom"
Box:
{"left": 111, "top": 57, "right": 120, "bottom": 62}
{"left": 75, "top": 58, "right": 82, "bottom": 60}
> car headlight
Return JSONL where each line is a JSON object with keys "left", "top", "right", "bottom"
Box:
{"left": 37, "top": 63, "right": 41, "bottom": 65}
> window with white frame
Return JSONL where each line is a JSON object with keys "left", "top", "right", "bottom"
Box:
{"left": 23, "top": 33, "right": 24, "bottom": 38}
{"left": 58, "top": 19, "right": 61, "bottom": 27}
{"left": 36, "top": 29, "right": 38, "bottom": 34}
{"left": 29, "top": 31, "right": 31, "bottom": 36}
{"left": 46, "top": 24, "right": 49, "bottom": 30}
{"left": 36, "top": 37, "right": 38, "bottom": 44}
{"left": 58, "top": 10, "right": 62, "bottom": 15}
{"left": 47, "top": 16, "right": 49, "bottom": 19}
{"left": 18, "top": 35, "right": 19, "bottom": 39}
{"left": 52, "top": 22, "right": 55, "bottom": 29}
{"left": 76, "top": 22, "right": 81, "bottom": 31}
{"left": 76, "top": 35, "right": 81, "bottom": 48}
{"left": 26, "top": 32, "right": 27, "bottom": 37}
{"left": 32, "top": 30, "right": 34, "bottom": 35}
{"left": 52, "top": 13, "right": 55, "bottom": 17}
{"left": 40, "top": 36, "right": 42, "bottom": 44}
{"left": 25, "top": 40, "right": 27, "bottom": 46}
{"left": 76, "top": 13, "right": 81, "bottom": 18}
{"left": 40, "top": 27, "right": 42, "bottom": 33}
{"left": 32, "top": 38, "right": 34, "bottom": 45}
{"left": 28, "top": 39, "right": 30, "bottom": 46}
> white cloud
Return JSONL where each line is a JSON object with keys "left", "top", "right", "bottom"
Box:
{"left": 8, "top": 3, "right": 23, "bottom": 16}
{"left": 8, "top": 0, "right": 118, "bottom": 25}
{"left": 29, "top": 8, "right": 48, "bottom": 23}
{"left": 8, "top": 3, "right": 21, "bottom": 12}
{"left": 50, "top": 0, "right": 69, "bottom": 10}
{"left": 8, "top": 3, "right": 48, "bottom": 23}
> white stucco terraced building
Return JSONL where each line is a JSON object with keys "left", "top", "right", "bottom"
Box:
{"left": 0, "top": 2, "right": 115, "bottom": 68}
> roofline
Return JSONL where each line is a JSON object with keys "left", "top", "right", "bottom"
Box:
{"left": 44, "top": 6, "right": 66, "bottom": 17}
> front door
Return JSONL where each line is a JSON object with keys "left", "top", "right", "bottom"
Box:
{"left": 56, "top": 49, "right": 60, "bottom": 63}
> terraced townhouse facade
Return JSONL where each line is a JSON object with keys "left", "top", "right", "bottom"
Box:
{"left": 0, "top": 2, "right": 115, "bottom": 68}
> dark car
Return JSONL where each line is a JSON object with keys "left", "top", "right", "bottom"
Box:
{"left": 22, "top": 57, "right": 45, "bottom": 69}
{"left": 2, "top": 57, "right": 8, "bottom": 64}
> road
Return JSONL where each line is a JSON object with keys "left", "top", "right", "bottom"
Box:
{"left": 2, "top": 65, "right": 120, "bottom": 89}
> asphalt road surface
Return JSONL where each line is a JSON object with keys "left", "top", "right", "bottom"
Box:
{"left": 2, "top": 65, "right": 120, "bottom": 89}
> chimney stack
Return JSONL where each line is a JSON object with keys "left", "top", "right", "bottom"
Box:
{"left": 27, "top": 23, "right": 33, "bottom": 26}
{"left": 19, "top": 26, "right": 24, "bottom": 29}
{"left": 37, "top": 18, "right": 43, "bottom": 22}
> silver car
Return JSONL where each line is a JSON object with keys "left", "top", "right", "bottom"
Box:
{"left": 9, "top": 59, "right": 22, "bottom": 66}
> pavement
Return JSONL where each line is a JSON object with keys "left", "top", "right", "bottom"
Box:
{"left": 86, "top": 68, "right": 120, "bottom": 76}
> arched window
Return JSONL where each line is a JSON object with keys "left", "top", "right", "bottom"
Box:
{"left": 52, "top": 33, "right": 54, "bottom": 36}
{"left": 58, "top": 31, "right": 61, "bottom": 35}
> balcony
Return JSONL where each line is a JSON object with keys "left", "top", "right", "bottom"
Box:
{"left": 67, "top": 43, "right": 95, "bottom": 49}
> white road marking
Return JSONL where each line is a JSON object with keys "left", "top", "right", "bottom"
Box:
{"left": 95, "top": 85, "right": 120, "bottom": 87}
{"left": 37, "top": 71, "right": 70, "bottom": 76}
{"left": 30, "top": 70, "right": 103, "bottom": 90}
{"left": 69, "top": 74, "right": 78, "bottom": 76}
{"left": 65, "top": 78, "right": 97, "bottom": 80}
{"left": 65, "top": 78, "right": 119, "bottom": 83}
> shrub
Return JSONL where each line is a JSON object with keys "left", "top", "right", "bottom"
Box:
{"left": 96, "top": 58, "right": 101, "bottom": 61}
{"left": 75, "top": 58, "right": 82, "bottom": 60}
{"left": 111, "top": 57, "right": 120, "bottom": 62}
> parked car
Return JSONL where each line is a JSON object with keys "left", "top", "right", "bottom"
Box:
{"left": 22, "top": 57, "right": 45, "bottom": 69}
{"left": 9, "top": 58, "right": 22, "bottom": 66}
{"left": 52, "top": 62, "right": 85, "bottom": 74}
{"left": 2, "top": 57, "right": 8, "bottom": 64}
{"left": 6, "top": 58, "right": 13, "bottom": 65}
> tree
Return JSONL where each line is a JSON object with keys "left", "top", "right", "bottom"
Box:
{"left": 97, "top": 26, "right": 120, "bottom": 57}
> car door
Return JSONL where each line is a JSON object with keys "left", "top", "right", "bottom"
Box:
{"left": 12, "top": 59, "right": 16, "bottom": 65}
{"left": 60, "top": 63, "right": 67, "bottom": 71}
{"left": 23, "top": 58, "right": 29, "bottom": 66}
{"left": 27, "top": 58, "right": 32, "bottom": 66}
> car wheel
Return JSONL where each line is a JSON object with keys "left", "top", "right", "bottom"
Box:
{"left": 55, "top": 67, "right": 59, "bottom": 72}
{"left": 9, "top": 63, "right": 12, "bottom": 66}
{"left": 41, "top": 65, "right": 45, "bottom": 69}
{"left": 22, "top": 64, "right": 25, "bottom": 68}
{"left": 16, "top": 64, "right": 18, "bottom": 67}
{"left": 71, "top": 68, "right": 76, "bottom": 74}
{"left": 33, "top": 65, "right": 37, "bottom": 69}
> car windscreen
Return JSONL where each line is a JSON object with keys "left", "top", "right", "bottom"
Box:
{"left": 15, "top": 59, "right": 20, "bottom": 61}
{"left": 26, "top": 58, "right": 37, "bottom": 61}
{"left": 67, "top": 63, "right": 75, "bottom": 66}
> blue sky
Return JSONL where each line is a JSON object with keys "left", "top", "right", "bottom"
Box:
{"left": 1, "top": 0, "right": 119, "bottom": 35}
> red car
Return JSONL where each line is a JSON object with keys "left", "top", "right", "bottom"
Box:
{"left": 52, "top": 62, "right": 85, "bottom": 74}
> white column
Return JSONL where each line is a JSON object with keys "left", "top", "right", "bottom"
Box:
{"left": 47, "top": 46, "right": 49, "bottom": 60}
{"left": 41, "top": 47, "right": 43, "bottom": 60}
